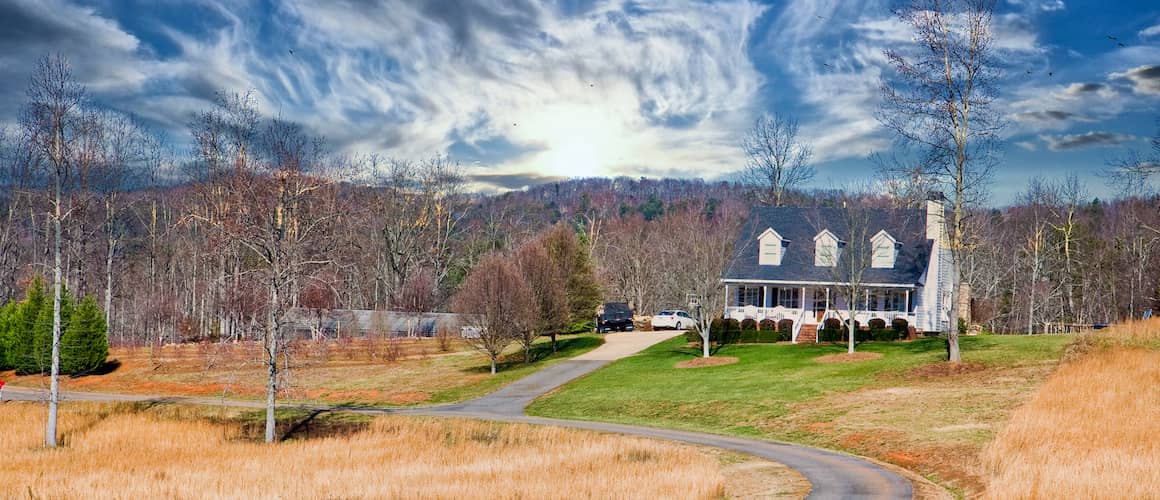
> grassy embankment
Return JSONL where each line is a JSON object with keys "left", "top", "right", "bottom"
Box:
{"left": 982, "top": 320, "right": 1160, "bottom": 499}
{"left": 1, "top": 334, "right": 603, "bottom": 407}
{"left": 528, "top": 334, "right": 1070, "bottom": 497}
{"left": 0, "top": 402, "right": 808, "bottom": 499}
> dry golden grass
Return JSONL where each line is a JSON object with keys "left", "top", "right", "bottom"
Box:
{"left": 983, "top": 320, "right": 1160, "bottom": 499}
{"left": 1, "top": 402, "right": 728, "bottom": 499}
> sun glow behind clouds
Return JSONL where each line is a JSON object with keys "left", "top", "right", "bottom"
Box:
{"left": 516, "top": 103, "right": 629, "bottom": 178}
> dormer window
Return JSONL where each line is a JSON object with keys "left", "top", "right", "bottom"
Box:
{"left": 814, "top": 229, "right": 842, "bottom": 267}
{"left": 757, "top": 228, "right": 784, "bottom": 266}
{"left": 871, "top": 230, "right": 898, "bottom": 268}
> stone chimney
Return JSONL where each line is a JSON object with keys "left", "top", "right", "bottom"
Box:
{"left": 925, "top": 192, "right": 947, "bottom": 244}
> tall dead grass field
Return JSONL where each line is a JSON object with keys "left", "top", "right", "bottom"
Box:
{"left": 0, "top": 402, "right": 730, "bottom": 499}
{"left": 983, "top": 319, "right": 1160, "bottom": 499}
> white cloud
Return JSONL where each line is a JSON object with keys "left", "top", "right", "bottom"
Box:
{"left": 270, "top": 0, "right": 768, "bottom": 180}
{"left": 1140, "top": 23, "right": 1160, "bottom": 38}
{"left": 1110, "top": 65, "right": 1160, "bottom": 95}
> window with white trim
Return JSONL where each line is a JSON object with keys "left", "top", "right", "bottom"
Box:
{"left": 871, "top": 230, "right": 897, "bottom": 268}
{"left": 778, "top": 287, "right": 801, "bottom": 308}
{"left": 814, "top": 230, "right": 841, "bottom": 267}
{"left": 758, "top": 228, "right": 784, "bottom": 266}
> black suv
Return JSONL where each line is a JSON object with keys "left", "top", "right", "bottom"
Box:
{"left": 596, "top": 302, "right": 635, "bottom": 333}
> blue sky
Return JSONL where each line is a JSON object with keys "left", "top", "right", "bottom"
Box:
{"left": 0, "top": 0, "right": 1157, "bottom": 204}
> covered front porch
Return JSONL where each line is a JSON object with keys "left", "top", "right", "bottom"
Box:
{"left": 722, "top": 283, "right": 918, "bottom": 341}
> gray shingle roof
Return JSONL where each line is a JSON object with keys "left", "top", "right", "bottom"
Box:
{"left": 721, "top": 206, "right": 932, "bottom": 286}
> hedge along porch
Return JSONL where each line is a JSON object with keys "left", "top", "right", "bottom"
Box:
{"left": 723, "top": 284, "right": 917, "bottom": 343}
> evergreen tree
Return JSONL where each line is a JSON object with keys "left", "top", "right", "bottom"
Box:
{"left": 542, "top": 224, "right": 602, "bottom": 333}
{"left": 61, "top": 295, "right": 108, "bottom": 374}
{"left": 29, "top": 283, "right": 72, "bottom": 375}
{"left": 12, "top": 276, "right": 47, "bottom": 375}
{"left": 0, "top": 300, "right": 15, "bottom": 370}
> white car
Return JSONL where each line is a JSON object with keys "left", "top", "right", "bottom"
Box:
{"left": 651, "top": 310, "right": 694, "bottom": 330}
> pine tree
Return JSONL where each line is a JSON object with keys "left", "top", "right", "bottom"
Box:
{"left": 12, "top": 276, "right": 47, "bottom": 375}
{"left": 62, "top": 295, "right": 108, "bottom": 374}
{"left": 30, "top": 283, "right": 71, "bottom": 375}
{"left": 0, "top": 300, "right": 14, "bottom": 370}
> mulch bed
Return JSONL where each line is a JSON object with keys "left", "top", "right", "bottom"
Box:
{"left": 675, "top": 356, "right": 739, "bottom": 369}
{"left": 813, "top": 352, "right": 884, "bottom": 363}
{"left": 907, "top": 361, "right": 987, "bottom": 377}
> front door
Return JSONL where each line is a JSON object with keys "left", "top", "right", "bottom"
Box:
{"left": 813, "top": 288, "right": 828, "bottom": 322}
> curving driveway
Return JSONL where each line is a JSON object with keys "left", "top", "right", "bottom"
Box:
{"left": 3, "top": 331, "right": 913, "bottom": 499}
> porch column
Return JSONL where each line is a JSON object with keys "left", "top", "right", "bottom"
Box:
{"left": 801, "top": 287, "right": 806, "bottom": 313}
{"left": 904, "top": 289, "right": 910, "bottom": 313}
{"left": 764, "top": 286, "right": 771, "bottom": 308}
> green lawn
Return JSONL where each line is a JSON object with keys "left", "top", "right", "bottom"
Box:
{"left": 529, "top": 335, "right": 1065, "bottom": 432}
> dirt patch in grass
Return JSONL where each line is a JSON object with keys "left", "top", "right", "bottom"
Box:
{"left": 907, "top": 361, "right": 986, "bottom": 377}
{"left": 814, "top": 352, "right": 883, "bottom": 363}
{"left": 675, "top": 356, "right": 739, "bottom": 368}
{"left": 708, "top": 449, "right": 811, "bottom": 499}
{"left": 780, "top": 363, "right": 1058, "bottom": 497}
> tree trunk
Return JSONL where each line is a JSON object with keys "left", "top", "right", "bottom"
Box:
{"left": 701, "top": 325, "right": 710, "bottom": 358}
{"left": 847, "top": 315, "right": 856, "bottom": 354}
{"left": 105, "top": 230, "right": 115, "bottom": 339}
{"left": 947, "top": 255, "right": 962, "bottom": 362}
{"left": 490, "top": 356, "right": 497, "bottom": 375}
{"left": 264, "top": 273, "right": 279, "bottom": 444}
{"left": 46, "top": 158, "right": 63, "bottom": 448}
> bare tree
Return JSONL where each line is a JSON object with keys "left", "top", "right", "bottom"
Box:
{"left": 452, "top": 253, "right": 533, "bottom": 374}
{"left": 741, "top": 114, "right": 815, "bottom": 207}
{"left": 1106, "top": 118, "right": 1160, "bottom": 197}
{"left": 397, "top": 267, "right": 437, "bottom": 337}
{"left": 878, "top": 0, "right": 1003, "bottom": 362}
{"left": 374, "top": 155, "right": 465, "bottom": 309}
{"left": 21, "top": 54, "right": 87, "bottom": 447}
{"left": 809, "top": 194, "right": 879, "bottom": 354}
{"left": 515, "top": 239, "right": 567, "bottom": 361}
{"left": 190, "top": 93, "right": 341, "bottom": 443}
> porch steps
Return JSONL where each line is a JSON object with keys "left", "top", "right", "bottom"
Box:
{"left": 797, "top": 324, "right": 818, "bottom": 344}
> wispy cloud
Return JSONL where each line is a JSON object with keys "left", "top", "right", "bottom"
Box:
{"left": 1041, "top": 131, "right": 1137, "bottom": 151}
{"left": 1110, "top": 65, "right": 1160, "bottom": 95}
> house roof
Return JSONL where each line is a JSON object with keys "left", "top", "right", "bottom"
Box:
{"left": 721, "top": 206, "right": 932, "bottom": 286}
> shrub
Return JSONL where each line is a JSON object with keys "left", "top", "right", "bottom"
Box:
{"left": 777, "top": 329, "right": 792, "bottom": 342}
{"left": 854, "top": 328, "right": 873, "bottom": 343}
{"left": 776, "top": 319, "right": 793, "bottom": 334}
{"left": 740, "top": 318, "right": 758, "bottom": 331}
{"left": 738, "top": 329, "right": 779, "bottom": 343}
{"left": 871, "top": 329, "right": 901, "bottom": 342}
{"left": 61, "top": 295, "right": 108, "bottom": 374}
{"left": 892, "top": 318, "right": 909, "bottom": 338}
{"left": 758, "top": 319, "right": 776, "bottom": 331}
{"left": 867, "top": 318, "right": 887, "bottom": 330}
{"left": 823, "top": 318, "right": 843, "bottom": 330}
{"left": 818, "top": 328, "right": 844, "bottom": 342}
